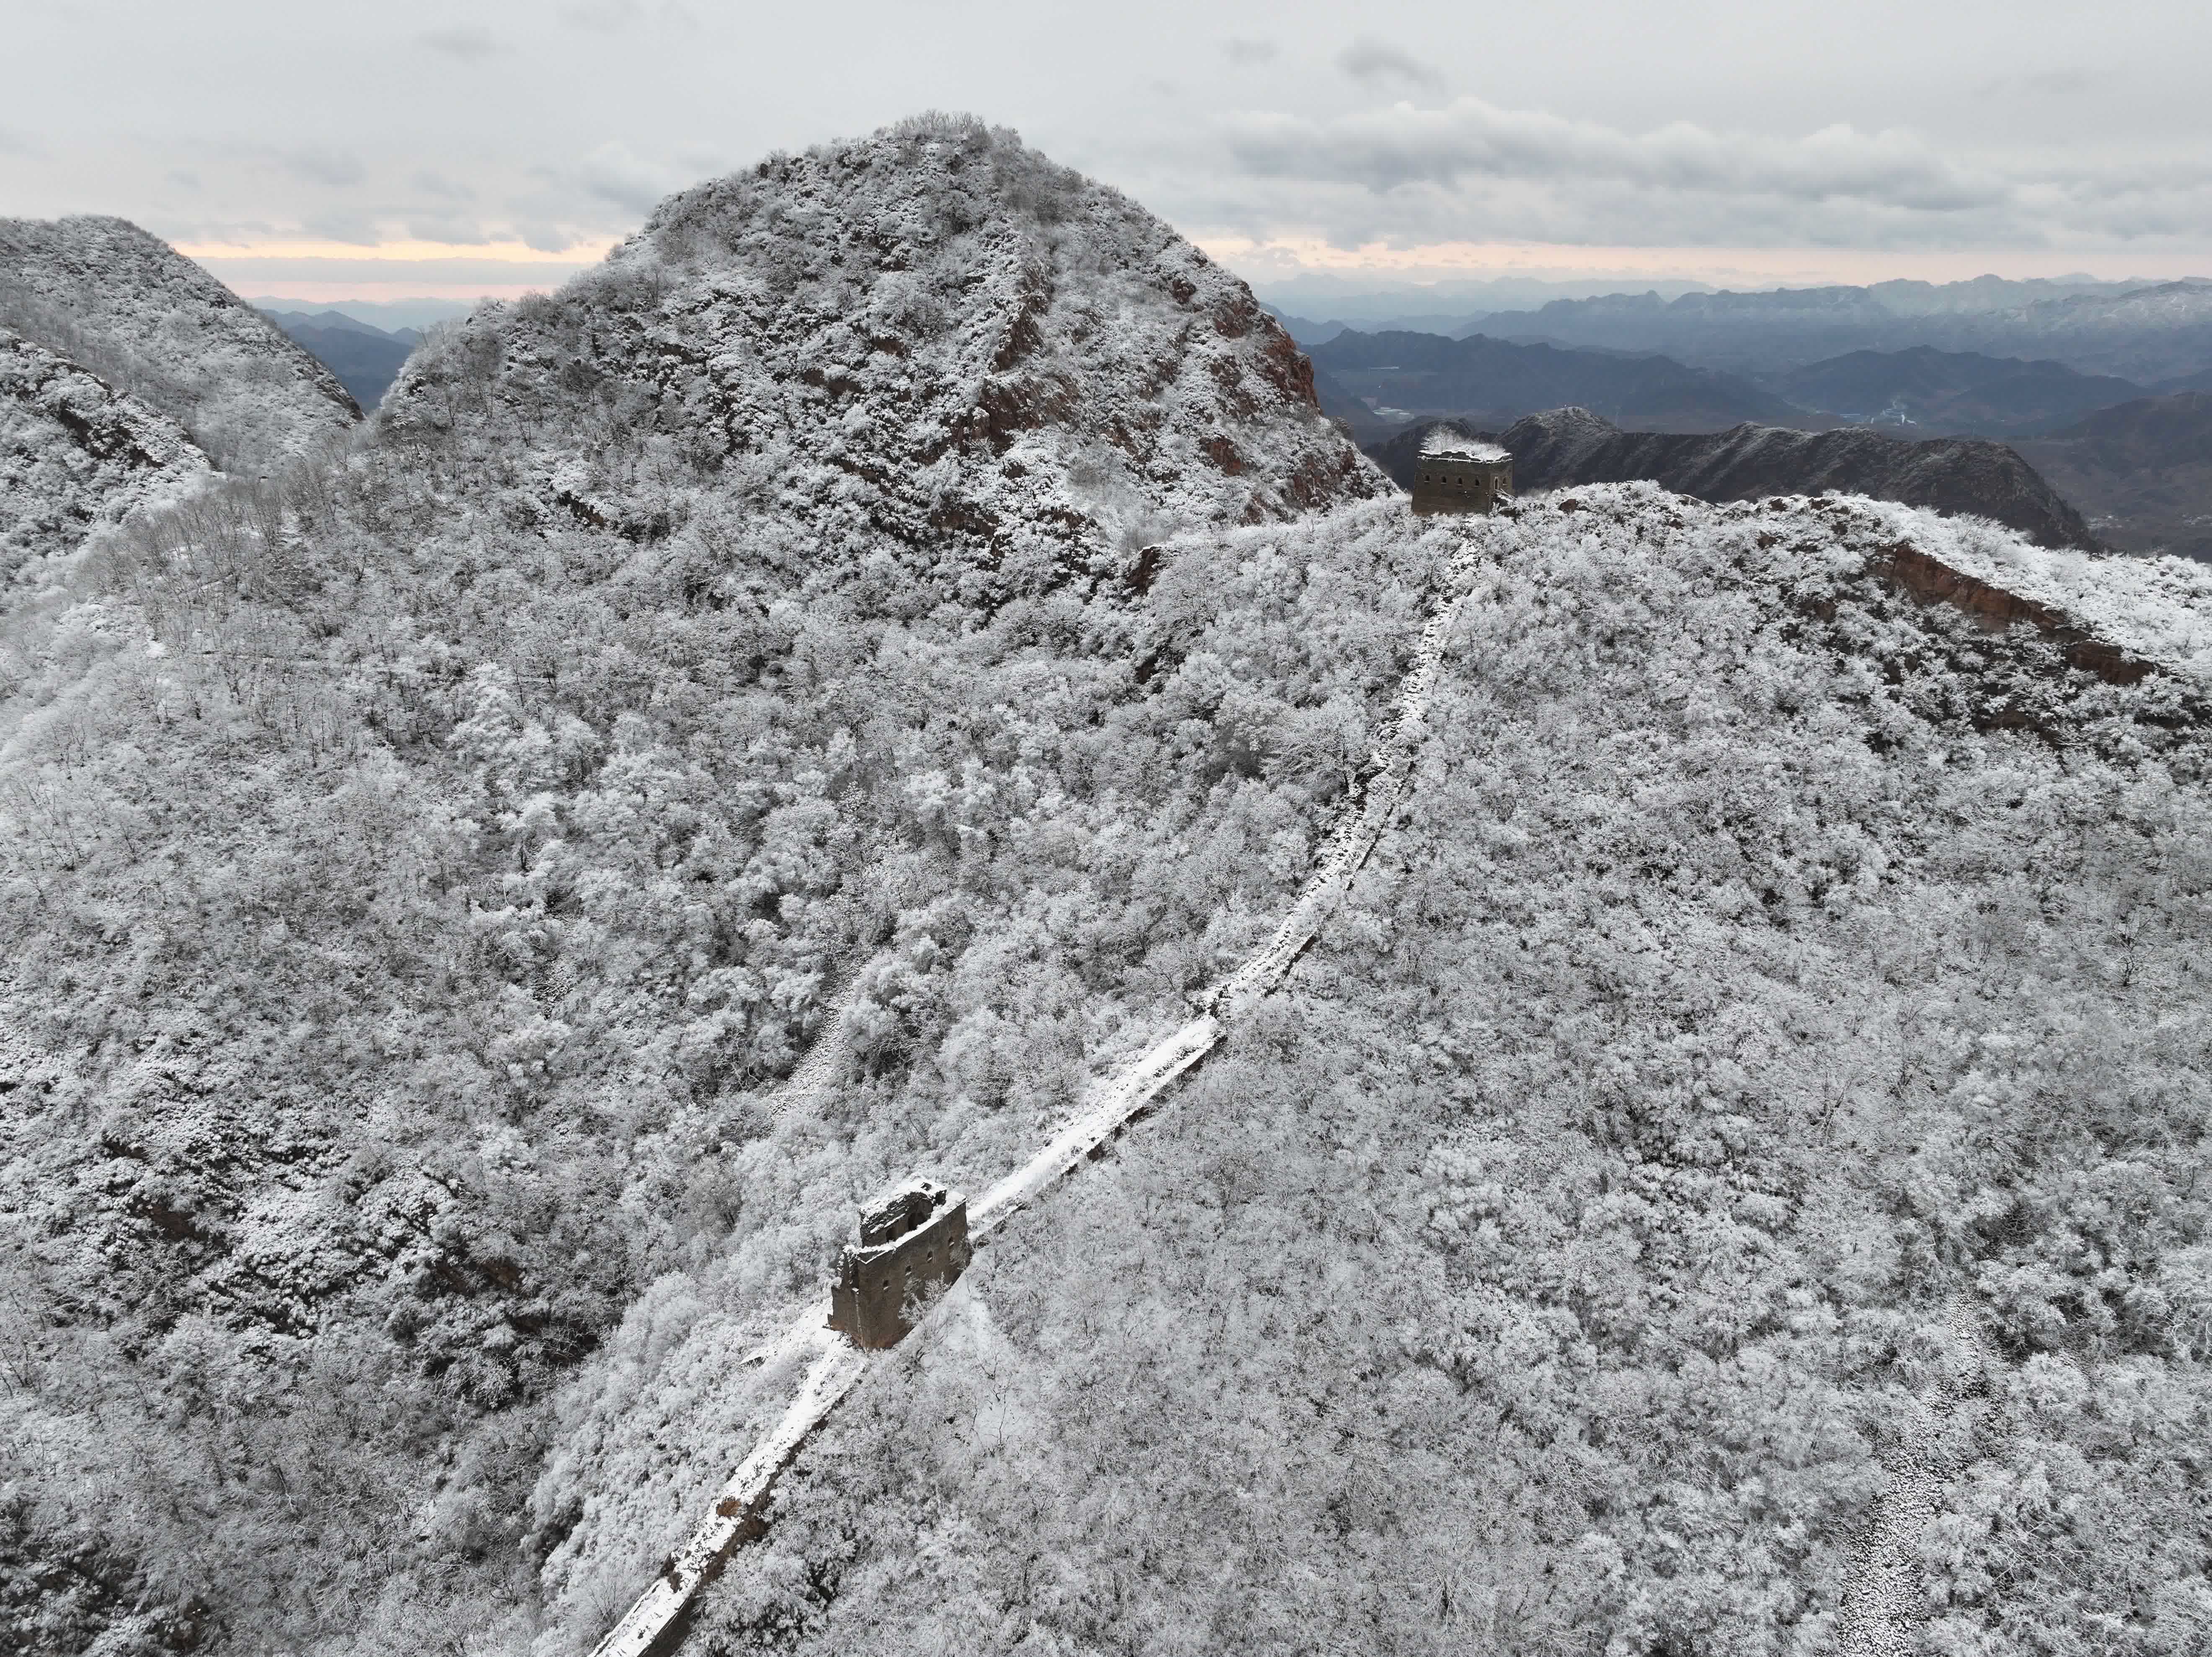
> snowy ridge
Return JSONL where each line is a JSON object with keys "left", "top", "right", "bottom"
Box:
{"left": 0, "top": 327, "right": 212, "bottom": 580}
{"left": 1855, "top": 497, "right": 2212, "bottom": 678}
{"left": 581, "top": 518, "right": 1481, "bottom": 1657}
{"left": 0, "top": 215, "right": 358, "bottom": 474}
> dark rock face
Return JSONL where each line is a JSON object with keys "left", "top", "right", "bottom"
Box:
{"left": 1369, "top": 408, "right": 2096, "bottom": 551}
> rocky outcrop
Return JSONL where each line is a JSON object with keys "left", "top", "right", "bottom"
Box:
{"left": 0, "top": 215, "right": 358, "bottom": 474}
{"left": 1370, "top": 408, "right": 2097, "bottom": 550}
{"left": 0, "top": 327, "right": 212, "bottom": 579}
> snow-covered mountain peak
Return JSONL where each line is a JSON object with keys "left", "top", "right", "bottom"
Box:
{"left": 0, "top": 214, "right": 359, "bottom": 475}
{"left": 383, "top": 116, "right": 1385, "bottom": 601}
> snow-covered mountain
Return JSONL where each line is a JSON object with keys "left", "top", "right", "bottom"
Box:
{"left": 2, "top": 118, "right": 2208, "bottom": 1657}
{"left": 0, "top": 216, "right": 359, "bottom": 474}
{"left": 381, "top": 124, "right": 1380, "bottom": 603}
{"left": 1, "top": 328, "right": 212, "bottom": 581}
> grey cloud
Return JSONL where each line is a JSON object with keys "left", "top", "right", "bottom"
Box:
{"left": 1221, "top": 38, "right": 1278, "bottom": 66}
{"left": 411, "top": 169, "right": 477, "bottom": 201}
{"left": 1336, "top": 36, "right": 1444, "bottom": 92}
{"left": 1224, "top": 99, "right": 2006, "bottom": 214}
{"left": 269, "top": 145, "right": 367, "bottom": 189}
{"left": 574, "top": 142, "right": 685, "bottom": 214}
{"left": 558, "top": 1, "right": 699, "bottom": 32}
{"left": 418, "top": 26, "right": 502, "bottom": 60}
{"left": 1979, "top": 67, "right": 2101, "bottom": 96}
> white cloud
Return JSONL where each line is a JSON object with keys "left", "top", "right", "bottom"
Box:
{"left": 1220, "top": 38, "right": 1278, "bottom": 67}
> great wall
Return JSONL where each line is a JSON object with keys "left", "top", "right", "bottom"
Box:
{"left": 581, "top": 498, "right": 2161, "bottom": 1657}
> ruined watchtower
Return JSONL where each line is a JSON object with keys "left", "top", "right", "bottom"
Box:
{"left": 1411, "top": 429, "right": 1512, "bottom": 516}
{"left": 827, "top": 1177, "right": 971, "bottom": 1350}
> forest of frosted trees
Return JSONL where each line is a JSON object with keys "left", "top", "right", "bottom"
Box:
{"left": 3, "top": 118, "right": 2209, "bottom": 1657}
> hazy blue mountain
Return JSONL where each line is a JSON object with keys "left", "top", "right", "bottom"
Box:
{"left": 1774, "top": 346, "right": 2146, "bottom": 434}
{"left": 1308, "top": 327, "right": 1804, "bottom": 429}
{"left": 258, "top": 308, "right": 416, "bottom": 408}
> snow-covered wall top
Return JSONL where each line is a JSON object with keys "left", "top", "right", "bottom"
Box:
{"left": 382, "top": 116, "right": 1388, "bottom": 601}
{"left": 0, "top": 327, "right": 212, "bottom": 581}
{"left": 0, "top": 215, "right": 359, "bottom": 476}
{"left": 1420, "top": 429, "right": 1508, "bottom": 462}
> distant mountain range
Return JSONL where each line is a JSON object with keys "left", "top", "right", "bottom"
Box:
{"left": 257, "top": 308, "right": 422, "bottom": 409}
{"left": 1454, "top": 279, "right": 2212, "bottom": 384}
{"left": 1768, "top": 346, "right": 2149, "bottom": 435}
{"left": 1367, "top": 408, "right": 2096, "bottom": 551}
{"left": 1307, "top": 328, "right": 1798, "bottom": 431}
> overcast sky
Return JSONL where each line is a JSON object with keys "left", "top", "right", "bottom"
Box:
{"left": 5, "top": 0, "right": 2208, "bottom": 300}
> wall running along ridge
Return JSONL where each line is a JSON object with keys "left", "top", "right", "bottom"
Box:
{"left": 580, "top": 501, "right": 2160, "bottom": 1657}
{"left": 580, "top": 528, "right": 1486, "bottom": 1657}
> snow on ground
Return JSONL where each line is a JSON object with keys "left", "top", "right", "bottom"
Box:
{"left": 1856, "top": 497, "right": 2212, "bottom": 676}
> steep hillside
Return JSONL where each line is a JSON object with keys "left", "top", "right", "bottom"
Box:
{"left": 1393, "top": 406, "right": 2096, "bottom": 550}
{"left": 0, "top": 216, "right": 359, "bottom": 472}
{"left": 1773, "top": 346, "right": 2145, "bottom": 434}
{"left": 0, "top": 117, "right": 1391, "bottom": 1657}
{"left": 2015, "top": 393, "right": 2212, "bottom": 562}
{"left": 663, "top": 485, "right": 2212, "bottom": 1657}
{"left": 1309, "top": 328, "right": 1798, "bottom": 430}
{"left": 1, "top": 328, "right": 211, "bottom": 581}
{"left": 378, "top": 139, "right": 1374, "bottom": 592}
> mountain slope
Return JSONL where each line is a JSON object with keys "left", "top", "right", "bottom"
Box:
{"left": 0, "top": 117, "right": 1393, "bottom": 1657}
{"left": 1, "top": 327, "right": 212, "bottom": 580}
{"left": 0, "top": 216, "right": 359, "bottom": 472}
{"left": 5, "top": 119, "right": 2210, "bottom": 1657}
{"left": 1308, "top": 328, "right": 1799, "bottom": 429}
{"left": 1430, "top": 406, "right": 2098, "bottom": 550}
{"left": 380, "top": 136, "right": 1376, "bottom": 592}
{"left": 665, "top": 484, "right": 2212, "bottom": 1657}
{"left": 2014, "top": 392, "right": 2212, "bottom": 561}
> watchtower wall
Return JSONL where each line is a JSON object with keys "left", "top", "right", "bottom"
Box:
{"left": 1412, "top": 450, "right": 1513, "bottom": 516}
{"left": 827, "top": 1178, "right": 972, "bottom": 1350}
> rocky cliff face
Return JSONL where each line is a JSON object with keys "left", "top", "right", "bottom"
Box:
{"left": 0, "top": 328, "right": 213, "bottom": 581}
{"left": 0, "top": 215, "right": 359, "bottom": 474}
{"left": 1371, "top": 408, "right": 2096, "bottom": 550}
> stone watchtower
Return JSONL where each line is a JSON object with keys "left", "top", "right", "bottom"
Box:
{"left": 827, "top": 1177, "right": 971, "bottom": 1349}
{"left": 1411, "top": 430, "right": 1513, "bottom": 516}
